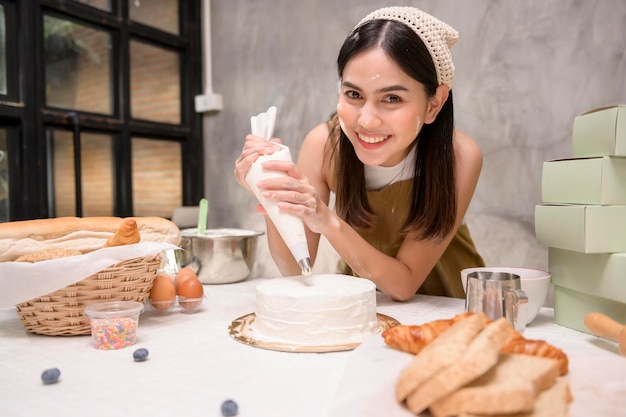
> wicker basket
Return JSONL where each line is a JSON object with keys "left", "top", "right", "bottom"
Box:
{"left": 15, "top": 254, "right": 161, "bottom": 336}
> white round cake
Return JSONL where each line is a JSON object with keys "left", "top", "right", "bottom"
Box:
{"left": 254, "top": 274, "right": 379, "bottom": 346}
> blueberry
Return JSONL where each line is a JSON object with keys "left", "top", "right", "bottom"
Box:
{"left": 133, "top": 348, "right": 149, "bottom": 362}
{"left": 221, "top": 399, "right": 238, "bottom": 416}
{"left": 41, "top": 368, "right": 61, "bottom": 385}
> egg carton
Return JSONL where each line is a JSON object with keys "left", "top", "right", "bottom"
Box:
{"left": 146, "top": 295, "right": 206, "bottom": 314}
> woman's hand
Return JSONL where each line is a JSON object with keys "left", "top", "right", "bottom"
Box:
{"left": 255, "top": 159, "right": 332, "bottom": 234}
{"left": 233, "top": 134, "right": 282, "bottom": 193}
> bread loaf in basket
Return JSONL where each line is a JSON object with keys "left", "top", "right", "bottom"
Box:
{"left": 1, "top": 217, "right": 181, "bottom": 336}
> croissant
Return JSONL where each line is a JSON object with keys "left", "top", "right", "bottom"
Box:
{"left": 383, "top": 312, "right": 569, "bottom": 375}
{"left": 501, "top": 333, "right": 569, "bottom": 376}
{"left": 382, "top": 312, "right": 474, "bottom": 355}
{"left": 104, "top": 218, "right": 141, "bottom": 247}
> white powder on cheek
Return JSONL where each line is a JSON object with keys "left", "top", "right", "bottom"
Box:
{"left": 336, "top": 103, "right": 348, "bottom": 131}
{"left": 415, "top": 116, "right": 423, "bottom": 137}
{"left": 338, "top": 115, "right": 347, "bottom": 133}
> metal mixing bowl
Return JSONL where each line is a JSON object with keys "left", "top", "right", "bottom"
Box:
{"left": 178, "top": 228, "right": 264, "bottom": 284}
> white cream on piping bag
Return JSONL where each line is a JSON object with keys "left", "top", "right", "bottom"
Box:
{"left": 245, "top": 144, "right": 312, "bottom": 275}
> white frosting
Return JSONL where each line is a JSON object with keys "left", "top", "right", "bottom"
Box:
{"left": 254, "top": 274, "right": 379, "bottom": 346}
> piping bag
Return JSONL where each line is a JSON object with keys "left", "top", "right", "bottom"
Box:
{"left": 245, "top": 106, "right": 312, "bottom": 275}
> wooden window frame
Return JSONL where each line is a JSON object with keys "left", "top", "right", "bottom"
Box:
{"left": 0, "top": 0, "right": 204, "bottom": 221}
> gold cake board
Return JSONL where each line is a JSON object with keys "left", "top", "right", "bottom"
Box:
{"left": 229, "top": 312, "right": 399, "bottom": 353}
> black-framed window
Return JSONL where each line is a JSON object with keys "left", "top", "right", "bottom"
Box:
{"left": 0, "top": 0, "right": 204, "bottom": 222}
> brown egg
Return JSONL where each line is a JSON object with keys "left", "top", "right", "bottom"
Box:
{"left": 149, "top": 273, "right": 176, "bottom": 310}
{"left": 177, "top": 277, "right": 204, "bottom": 310}
{"left": 174, "top": 267, "right": 198, "bottom": 294}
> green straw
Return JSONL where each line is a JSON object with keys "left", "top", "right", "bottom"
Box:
{"left": 197, "top": 198, "right": 208, "bottom": 235}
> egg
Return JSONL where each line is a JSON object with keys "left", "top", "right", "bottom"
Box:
{"left": 174, "top": 267, "right": 198, "bottom": 293}
{"left": 177, "top": 277, "right": 204, "bottom": 310}
{"left": 149, "top": 273, "right": 176, "bottom": 310}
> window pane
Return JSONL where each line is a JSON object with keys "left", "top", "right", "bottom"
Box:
{"left": 130, "top": 40, "right": 180, "bottom": 124}
{"left": 51, "top": 130, "right": 114, "bottom": 217}
{"left": 0, "top": 128, "right": 8, "bottom": 222}
{"left": 129, "top": 0, "right": 179, "bottom": 35}
{"left": 0, "top": 6, "right": 6, "bottom": 95}
{"left": 132, "top": 137, "right": 181, "bottom": 217}
{"left": 51, "top": 130, "right": 76, "bottom": 217}
{"left": 44, "top": 15, "right": 112, "bottom": 114}
{"left": 75, "top": 0, "right": 111, "bottom": 12}
{"left": 81, "top": 132, "right": 114, "bottom": 216}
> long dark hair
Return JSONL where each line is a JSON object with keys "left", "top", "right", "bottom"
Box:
{"left": 334, "top": 19, "right": 456, "bottom": 242}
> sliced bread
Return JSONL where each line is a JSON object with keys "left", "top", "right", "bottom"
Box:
{"left": 458, "top": 379, "right": 572, "bottom": 417}
{"left": 396, "top": 312, "right": 489, "bottom": 401}
{"left": 405, "top": 318, "right": 513, "bottom": 414}
{"left": 429, "top": 353, "right": 561, "bottom": 417}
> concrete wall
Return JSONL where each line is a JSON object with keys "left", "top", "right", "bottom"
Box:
{"left": 202, "top": 0, "right": 626, "bottom": 280}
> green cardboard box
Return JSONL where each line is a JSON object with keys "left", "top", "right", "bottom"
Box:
{"left": 573, "top": 104, "right": 626, "bottom": 157}
{"left": 535, "top": 204, "right": 626, "bottom": 253}
{"left": 549, "top": 248, "right": 626, "bottom": 303}
{"left": 542, "top": 156, "right": 626, "bottom": 205}
{"left": 554, "top": 285, "right": 626, "bottom": 335}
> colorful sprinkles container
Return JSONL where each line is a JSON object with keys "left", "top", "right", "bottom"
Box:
{"left": 83, "top": 301, "right": 144, "bottom": 350}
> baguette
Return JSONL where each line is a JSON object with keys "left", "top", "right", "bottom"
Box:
{"left": 0, "top": 216, "right": 181, "bottom": 261}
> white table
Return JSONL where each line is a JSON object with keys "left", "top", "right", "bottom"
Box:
{"left": 0, "top": 277, "right": 623, "bottom": 417}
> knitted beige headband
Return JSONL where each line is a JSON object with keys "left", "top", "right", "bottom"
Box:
{"left": 351, "top": 6, "right": 459, "bottom": 88}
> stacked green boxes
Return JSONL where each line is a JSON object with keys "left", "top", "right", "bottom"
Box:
{"left": 535, "top": 105, "right": 626, "bottom": 333}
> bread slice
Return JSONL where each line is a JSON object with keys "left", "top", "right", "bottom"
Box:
{"left": 458, "top": 379, "right": 572, "bottom": 417}
{"left": 15, "top": 247, "right": 83, "bottom": 262}
{"left": 396, "top": 312, "right": 489, "bottom": 401}
{"left": 429, "top": 353, "right": 561, "bottom": 417}
{"left": 405, "top": 318, "right": 513, "bottom": 414}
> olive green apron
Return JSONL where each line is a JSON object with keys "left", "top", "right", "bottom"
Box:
{"left": 336, "top": 179, "right": 485, "bottom": 299}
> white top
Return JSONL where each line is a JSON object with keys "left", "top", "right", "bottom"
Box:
{"left": 364, "top": 145, "right": 416, "bottom": 191}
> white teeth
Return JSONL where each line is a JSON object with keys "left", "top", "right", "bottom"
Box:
{"left": 358, "top": 134, "right": 388, "bottom": 143}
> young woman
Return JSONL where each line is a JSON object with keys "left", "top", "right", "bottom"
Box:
{"left": 234, "top": 6, "right": 485, "bottom": 300}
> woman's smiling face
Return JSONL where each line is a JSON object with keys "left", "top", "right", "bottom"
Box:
{"left": 337, "top": 47, "right": 432, "bottom": 167}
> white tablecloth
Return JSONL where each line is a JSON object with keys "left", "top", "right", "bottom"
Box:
{"left": 0, "top": 277, "right": 624, "bottom": 417}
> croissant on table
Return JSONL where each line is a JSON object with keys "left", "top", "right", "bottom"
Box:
{"left": 382, "top": 312, "right": 475, "bottom": 355}
{"left": 501, "top": 333, "right": 569, "bottom": 376}
{"left": 104, "top": 218, "right": 141, "bottom": 247}
{"left": 382, "top": 312, "right": 569, "bottom": 376}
